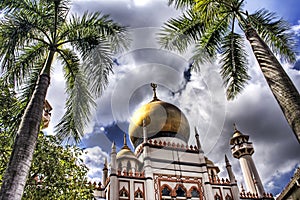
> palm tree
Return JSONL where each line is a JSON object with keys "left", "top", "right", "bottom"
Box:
{"left": 0, "top": 0, "right": 129, "bottom": 199}
{"left": 159, "top": 0, "right": 300, "bottom": 142}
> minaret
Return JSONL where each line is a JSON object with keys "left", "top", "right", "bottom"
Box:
{"left": 109, "top": 142, "right": 117, "bottom": 199}
{"left": 102, "top": 158, "right": 108, "bottom": 186}
{"left": 194, "top": 127, "right": 204, "bottom": 153}
{"left": 229, "top": 124, "right": 265, "bottom": 197}
{"left": 225, "top": 155, "right": 240, "bottom": 200}
{"left": 225, "top": 154, "right": 236, "bottom": 183}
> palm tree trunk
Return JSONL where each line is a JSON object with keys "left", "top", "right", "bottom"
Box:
{"left": 0, "top": 51, "right": 54, "bottom": 200}
{"left": 245, "top": 26, "right": 300, "bottom": 143}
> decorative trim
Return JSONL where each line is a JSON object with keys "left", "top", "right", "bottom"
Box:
{"left": 153, "top": 173, "right": 204, "bottom": 200}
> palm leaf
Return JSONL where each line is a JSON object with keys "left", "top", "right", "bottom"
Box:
{"left": 82, "top": 41, "right": 114, "bottom": 96}
{"left": 59, "top": 12, "right": 129, "bottom": 55}
{"left": 248, "top": 9, "right": 296, "bottom": 63}
{"left": 198, "top": 13, "right": 231, "bottom": 58}
{"left": 55, "top": 49, "right": 96, "bottom": 142}
{"left": 158, "top": 10, "right": 204, "bottom": 53}
{"left": 168, "top": 0, "right": 195, "bottom": 9}
{"left": 220, "top": 32, "right": 250, "bottom": 100}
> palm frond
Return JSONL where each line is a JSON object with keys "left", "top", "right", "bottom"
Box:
{"left": 0, "top": 5, "right": 51, "bottom": 83}
{"left": 220, "top": 32, "right": 250, "bottom": 100}
{"left": 198, "top": 13, "right": 231, "bottom": 57}
{"left": 167, "top": 0, "right": 195, "bottom": 9}
{"left": 194, "top": 0, "right": 232, "bottom": 24}
{"left": 82, "top": 41, "right": 113, "bottom": 96}
{"left": 59, "top": 12, "right": 129, "bottom": 54}
{"left": 248, "top": 9, "right": 296, "bottom": 63}
{"left": 2, "top": 42, "right": 47, "bottom": 87}
{"left": 158, "top": 10, "right": 204, "bottom": 53}
{"left": 55, "top": 49, "right": 96, "bottom": 142}
{"left": 190, "top": 44, "right": 216, "bottom": 71}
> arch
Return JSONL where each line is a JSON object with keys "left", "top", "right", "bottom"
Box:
{"left": 214, "top": 193, "right": 221, "bottom": 200}
{"left": 126, "top": 160, "right": 131, "bottom": 172}
{"left": 225, "top": 194, "right": 232, "bottom": 200}
{"left": 118, "top": 162, "right": 122, "bottom": 171}
{"left": 188, "top": 186, "right": 200, "bottom": 197}
{"left": 174, "top": 184, "right": 187, "bottom": 197}
{"left": 134, "top": 187, "right": 144, "bottom": 199}
{"left": 119, "top": 186, "right": 129, "bottom": 198}
{"left": 161, "top": 184, "right": 172, "bottom": 197}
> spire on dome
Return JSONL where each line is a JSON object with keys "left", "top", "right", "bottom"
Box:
{"left": 123, "top": 133, "right": 127, "bottom": 146}
{"left": 150, "top": 83, "right": 159, "bottom": 101}
{"left": 121, "top": 133, "right": 130, "bottom": 150}
{"left": 233, "top": 123, "right": 237, "bottom": 131}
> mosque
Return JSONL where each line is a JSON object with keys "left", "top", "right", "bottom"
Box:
{"left": 93, "top": 83, "right": 275, "bottom": 200}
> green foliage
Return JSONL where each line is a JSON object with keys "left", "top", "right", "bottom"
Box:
{"left": 0, "top": 132, "right": 95, "bottom": 200}
{"left": 158, "top": 10, "right": 204, "bottom": 53}
{"left": 23, "top": 133, "right": 95, "bottom": 200}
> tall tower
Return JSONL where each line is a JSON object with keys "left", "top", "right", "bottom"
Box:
{"left": 230, "top": 124, "right": 265, "bottom": 197}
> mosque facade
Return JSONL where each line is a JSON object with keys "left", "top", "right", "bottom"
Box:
{"left": 93, "top": 84, "right": 274, "bottom": 200}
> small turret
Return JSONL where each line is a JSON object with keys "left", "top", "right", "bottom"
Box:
{"left": 110, "top": 142, "right": 117, "bottom": 174}
{"left": 195, "top": 127, "right": 204, "bottom": 153}
{"left": 102, "top": 158, "right": 108, "bottom": 186}
{"left": 225, "top": 154, "right": 236, "bottom": 183}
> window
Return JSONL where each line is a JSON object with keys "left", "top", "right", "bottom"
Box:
{"left": 176, "top": 186, "right": 186, "bottom": 197}
{"left": 119, "top": 186, "right": 129, "bottom": 199}
{"left": 134, "top": 187, "right": 143, "bottom": 200}
{"left": 162, "top": 186, "right": 171, "bottom": 196}
{"left": 214, "top": 193, "right": 221, "bottom": 200}
{"left": 191, "top": 188, "right": 200, "bottom": 197}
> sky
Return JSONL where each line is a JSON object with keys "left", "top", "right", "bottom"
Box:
{"left": 44, "top": 0, "right": 300, "bottom": 197}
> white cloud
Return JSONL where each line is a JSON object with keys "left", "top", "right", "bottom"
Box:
{"left": 81, "top": 146, "right": 109, "bottom": 182}
{"left": 291, "top": 21, "right": 300, "bottom": 36}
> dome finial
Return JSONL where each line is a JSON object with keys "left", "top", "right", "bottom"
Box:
{"left": 123, "top": 133, "right": 127, "bottom": 146}
{"left": 150, "top": 83, "right": 159, "bottom": 101}
{"left": 233, "top": 123, "right": 238, "bottom": 131}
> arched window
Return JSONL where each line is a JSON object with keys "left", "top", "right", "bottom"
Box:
{"left": 161, "top": 185, "right": 171, "bottom": 196}
{"left": 127, "top": 161, "right": 131, "bottom": 172}
{"left": 119, "top": 186, "right": 129, "bottom": 199}
{"left": 176, "top": 186, "right": 186, "bottom": 197}
{"left": 225, "top": 194, "right": 232, "bottom": 200}
{"left": 191, "top": 188, "right": 200, "bottom": 197}
{"left": 134, "top": 187, "right": 144, "bottom": 199}
{"left": 118, "top": 162, "right": 122, "bottom": 171}
{"left": 214, "top": 193, "right": 221, "bottom": 200}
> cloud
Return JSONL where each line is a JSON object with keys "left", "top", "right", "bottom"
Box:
{"left": 291, "top": 20, "right": 300, "bottom": 36}
{"left": 80, "top": 146, "right": 109, "bottom": 183}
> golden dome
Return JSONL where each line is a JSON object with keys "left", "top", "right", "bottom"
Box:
{"left": 129, "top": 99, "right": 190, "bottom": 148}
